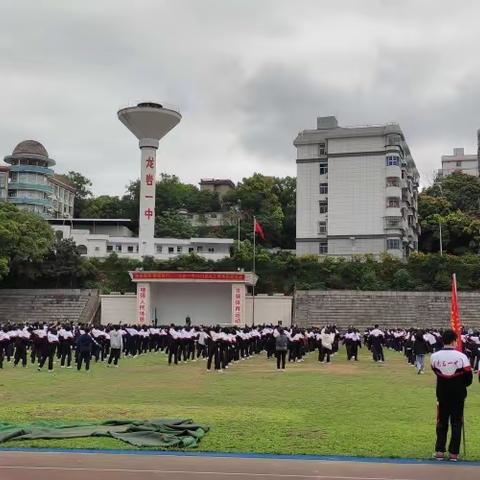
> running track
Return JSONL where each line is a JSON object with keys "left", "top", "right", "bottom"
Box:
{"left": 0, "top": 451, "right": 478, "bottom": 480}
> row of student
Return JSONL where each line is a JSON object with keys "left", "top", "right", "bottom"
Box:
{"left": 1, "top": 322, "right": 363, "bottom": 372}
{"left": 0, "top": 324, "right": 126, "bottom": 372}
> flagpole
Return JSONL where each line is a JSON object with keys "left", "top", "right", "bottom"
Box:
{"left": 252, "top": 216, "right": 256, "bottom": 327}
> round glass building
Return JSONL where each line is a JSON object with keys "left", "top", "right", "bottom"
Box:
{"left": 3, "top": 140, "right": 55, "bottom": 216}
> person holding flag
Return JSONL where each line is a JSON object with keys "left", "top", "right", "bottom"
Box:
{"left": 430, "top": 274, "right": 472, "bottom": 462}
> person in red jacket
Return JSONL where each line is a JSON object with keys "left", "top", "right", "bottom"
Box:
{"left": 430, "top": 329, "right": 473, "bottom": 462}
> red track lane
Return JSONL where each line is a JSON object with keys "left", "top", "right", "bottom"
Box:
{"left": 0, "top": 452, "right": 477, "bottom": 480}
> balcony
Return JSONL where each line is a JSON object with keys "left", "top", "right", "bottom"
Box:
{"left": 384, "top": 217, "right": 405, "bottom": 231}
{"left": 7, "top": 196, "right": 53, "bottom": 207}
{"left": 9, "top": 165, "right": 54, "bottom": 176}
{"left": 385, "top": 165, "right": 401, "bottom": 178}
{"left": 385, "top": 186, "right": 401, "bottom": 198}
{"left": 385, "top": 206, "right": 402, "bottom": 217}
{"left": 8, "top": 182, "right": 54, "bottom": 194}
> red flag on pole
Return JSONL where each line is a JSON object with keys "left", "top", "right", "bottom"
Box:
{"left": 451, "top": 273, "right": 463, "bottom": 352}
{"left": 254, "top": 219, "right": 265, "bottom": 241}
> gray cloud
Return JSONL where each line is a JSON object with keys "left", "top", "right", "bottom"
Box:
{"left": 1, "top": 0, "right": 479, "bottom": 194}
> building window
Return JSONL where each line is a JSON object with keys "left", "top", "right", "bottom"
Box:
{"left": 319, "top": 241, "right": 328, "bottom": 254}
{"left": 95, "top": 247, "right": 100, "bottom": 252}
{"left": 319, "top": 200, "right": 328, "bottom": 214}
{"left": 386, "top": 156, "right": 400, "bottom": 166}
{"left": 189, "top": 247, "right": 194, "bottom": 253}
{"left": 456, "top": 161, "right": 462, "bottom": 167}
{"left": 197, "top": 246, "right": 203, "bottom": 253}
{"left": 177, "top": 246, "right": 182, "bottom": 253}
{"left": 387, "top": 198, "right": 400, "bottom": 208}
{"left": 127, "top": 246, "right": 134, "bottom": 253}
{"left": 156, "top": 245, "right": 162, "bottom": 253}
{"left": 387, "top": 239, "right": 401, "bottom": 250}
{"left": 168, "top": 247, "right": 174, "bottom": 254}
{"left": 319, "top": 183, "right": 328, "bottom": 195}
{"left": 318, "top": 221, "right": 327, "bottom": 234}
{"left": 107, "top": 245, "right": 113, "bottom": 252}
{"left": 77, "top": 245, "right": 88, "bottom": 255}
{"left": 319, "top": 161, "right": 328, "bottom": 176}
{"left": 115, "top": 245, "right": 122, "bottom": 252}
{"left": 319, "top": 143, "right": 326, "bottom": 155}
{"left": 208, "top": 247, "right": 215, "bottom": 253}
{"left": 210, "top": 213, "right": 217, "bottom": 218}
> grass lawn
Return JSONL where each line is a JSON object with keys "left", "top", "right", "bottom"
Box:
{"left": 0, "top": 347, "right": 479, "bottom": 459}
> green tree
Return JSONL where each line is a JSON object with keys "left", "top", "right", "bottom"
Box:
{"left": 38, "top": 238, "right": 98, "bottom": 288}
{"left": 0, "top": 203, "right": 53, "bottom": 282}
{"left": 154, "top": 210, "right": 196, "bottom": 238}
{"left": 223, "top": 173, "right": 285, "bottom": 247}
{"left": 66, "top": 171, "right": 93, "bottom": 218}
{"left": 82, "top": 195, "right": 127, "bottom": 219}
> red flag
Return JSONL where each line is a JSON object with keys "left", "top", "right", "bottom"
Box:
{"left": 451, "top": 274, "right": 463, "bottom": 352}
{"left": 254, "top": 219, "right": 265, "bottom": 241}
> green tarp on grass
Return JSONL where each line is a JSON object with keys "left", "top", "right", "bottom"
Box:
{"left": 0, "top": 419, "right": 209, "bottom": 448}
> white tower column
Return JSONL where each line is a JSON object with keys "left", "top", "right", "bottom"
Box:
{"left": 118, "top": 102, "right": 182, "bottom": 258}
{"left": 139, "top": 138, "right": 159, "bottom": 257}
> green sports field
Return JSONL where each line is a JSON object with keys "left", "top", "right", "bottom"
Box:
{"left": 0, "top": 348, "right": 479, "bottom": 459}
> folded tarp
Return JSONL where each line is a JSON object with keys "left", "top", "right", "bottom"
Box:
{"left": 0, "top": 419, "right": 209, "bottom": 448}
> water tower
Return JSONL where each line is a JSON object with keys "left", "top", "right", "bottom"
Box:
{"left": 118, "top": 102, "right": 181, "bottom": 256}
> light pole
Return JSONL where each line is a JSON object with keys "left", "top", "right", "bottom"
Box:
{"left": 235, "top": 200, "right": 242, "bottom": 250}
{"left": 438, "top": 183, "right": 444, "bottom": 256}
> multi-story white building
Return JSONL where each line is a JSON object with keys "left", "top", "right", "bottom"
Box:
{"left": 50, "top": 174, "right": 76, "bottom": 218}
{"left": 295, "top": 116, "right": 420, "bottom": 259}
{"left": 49, "top": 218, "right": 233, "bottom": 261}
{"left": 440, "top": 147, "right": 479, "bottom": 177}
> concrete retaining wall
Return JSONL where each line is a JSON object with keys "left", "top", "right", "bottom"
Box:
{"left": 295, "top": 290, "right": 480, "bottom": 330}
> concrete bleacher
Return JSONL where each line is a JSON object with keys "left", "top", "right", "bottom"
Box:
{"left": 294, "top": 290, "right": 480, "bottom": 330}
{"left": 0, "top": 289, "right": 100, "bottom": 325}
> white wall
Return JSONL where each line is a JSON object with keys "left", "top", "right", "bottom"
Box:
{"left": 152, "top": 283, "right": 232, "bottom": 326}
{"left": 101, "top": 295, "right": 137, "bottom": 325}
{"left": 327, "top": 136, "right": 385, "bottom": 154}
{"left": 328, "top": 237, "right": 385, "bottom": 255}
{"left": 101, "top": 291, "right": 293, "bottom": 327}
{"left": 328, "top": 154, "right": 385, "bottom": 236}
{"left": 296, "top": 241, "right": 320, "bottom": 256}
{"left": 245, "top": 295, "right": 292, "bottom": 326}
{"left": 296, "top": 162, "right": 321, "bottom": 238}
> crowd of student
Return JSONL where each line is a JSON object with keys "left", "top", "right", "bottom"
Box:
{"left": 1, "top": 322, "right": 480, "bottom": 376}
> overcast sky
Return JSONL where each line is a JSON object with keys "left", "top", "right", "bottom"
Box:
{"left": 1, "top": 0, "right": 479, "bottom": 195}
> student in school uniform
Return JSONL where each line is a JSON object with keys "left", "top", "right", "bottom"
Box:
{"left": 197, "top": 327, "right": 209, "bottom": 359}
{"left": 38, "top": 327, "right": 59, "bottom": 372}
{"left": 0, "top": 327, "right": 10, "bottom": 369}
{"left": 431, "top": 329, "right": 472, "bottom": 462}
{"left": 58, "top": 325, "right": 74, "bottom": 368}
{"left": 370, "top": 325, "right": 385, "bottom": 362}
{"left": 13, "top": 326, "right": 30, "bottom": 368}
{"left": 207, "top": 326, "right": 223, "bottom": 372}
{"left": 319, "top": 327, "right": 335, "bottom": 363}
{"left": 168, "top": 324, "right": 180, "bottom": 365}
